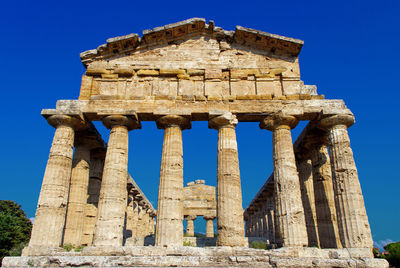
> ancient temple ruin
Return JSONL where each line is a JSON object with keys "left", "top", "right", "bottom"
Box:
{"left": 183, "top": 180, "right": 216, "bottom": 238}
{"left": 2, "top": 18, "right": 388, "bottom": 267}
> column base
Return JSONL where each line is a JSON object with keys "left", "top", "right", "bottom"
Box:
{"left": 6, "top": 246, "right": 387, "bottom": 267}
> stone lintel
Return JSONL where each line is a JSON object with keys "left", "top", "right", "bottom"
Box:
{"left": 183, "top": 209, "right": 216, "bottom": 218}
{"left": 44, "top": 99, "right": 349, "bottom": 123}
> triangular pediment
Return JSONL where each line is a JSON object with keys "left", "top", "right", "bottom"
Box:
{"left": 77, "top": 19, "right": 317, "bottom": 103}
{"left": 80, "top": 18, "right": 304, "bottom": 68}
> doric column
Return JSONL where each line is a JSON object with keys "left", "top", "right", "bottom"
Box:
{"left": 266, "top": 197, "right": 275, "bottom": 244}
{"left": 296, "top": 155, "right": 319, "bottom": 247}
{"left": 254, "top": 215, "right": 259, "bottom": 236}
{"left": 260, "top": 114, "right": 308, "bottom": 247}
{"left": 136, "top": 201, "right": 149, "bottom": 238}
{"left": 148, "top": 211, "right": 156, "bottom": 236}
{"left": 247, "top": 215, "right": 252, "bottom": 236}
{"left": 319, "top": 114, "right": 373, "bottom": 248}
{"left": 63, "top": 142, "right": 91, "bottom": 246}
{"left": 82, "top": 148, "right": 105, "bottom": 246}
{"left": 308, "top": 140, "right": 342, "bottom": 249}
{"left": 93, "top": 115, "right": 139, "bottom": 247}
{"left": 185, "top": 215, "right": 197, "bottom": 237}
{"left": 249, "top": 215, "right": 254, "bottom": 236}
{"left": 29, "top": 115, "right": 87, "bottom": 247}
{"left": 262, "top": 205, "right": 269, "bottom": 239}
{"left": 209, "top": 112, "right": 245, "bottom": 247}
{"left": 256, "top": 210, "right": 263, "bottom": 237}
{"left": 141, "top": 209, "right": 151, "bottom": 236}
{"left": 131, "top": 200, "right": 140, "bottom": 238}
{"left": 155, "top": 115, "right": 190, "bottom": 247}
{"left": 124, "top": 190, "right": 136, "bottom": 245}
{"left": 204, "top": 215, "right": 215, "bottom": 238}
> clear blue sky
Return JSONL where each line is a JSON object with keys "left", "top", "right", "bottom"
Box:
{"left": 1, "top": 0, "right": 398, "bottom": 247}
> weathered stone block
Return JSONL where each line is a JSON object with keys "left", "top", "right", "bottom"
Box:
{"left": 187, "top": 69, "right": 205, "bottom": 76}
{"left": 86, "top": 68, "right": 108, "bottom": 76}
{"left": 299, "top": 94, "right": 312, "bottom": 100}
{"left": 159, "top": 69, "right": 186, "bottom": 76}
{"left": 136, "top": 69, "right": 159, "bottom": 76}
{"left": 178, "top": 80, "right": 204, "bottom": 96}
{"left": 286, "top": 94, "right": 300, "bottom": 100}
{"left": 311, "top": 94, "right": 325, "bottom": 100}
{"left": 205, "top": 69, "right": 224, "bottom": 80}
{"left": 101, "top": 73, "right": 118, "bottom": 79}
{"left": 231, "top": 80, "right": 256, "bottom": 96}
{"left": 153, "top": 79, "right": 178, "bottom": 96}
{"left": 126, "top": 80, "right": 152, "bottom": 99}
{"left": 78, "top": 75, "right": 93, "bottom": 100}
{"left": 282, "top": 79, "right": 301, "bottom": 95}
{"left": 256, "top": 80, "right": 282, "bottom": 97}
{"left": 114, "top": 66, "right": 134, "bottom": 77}
{"left": 205, "top": 81, "right": 229, "bottom": 96}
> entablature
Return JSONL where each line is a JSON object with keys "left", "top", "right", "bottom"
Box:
{"left": 41, "top": 98, "right": 352, "bottom": 123}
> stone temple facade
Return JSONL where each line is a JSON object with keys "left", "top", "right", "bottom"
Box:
{"left": 2, "top": 18, "right": 388, "bottom": 267}
{"left": 184, "top": 180, "right": 216, "bottom": 238}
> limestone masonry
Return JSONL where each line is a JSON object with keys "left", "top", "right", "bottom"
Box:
{"left": 2, "top": 18, "right": 388, "bottom": 267}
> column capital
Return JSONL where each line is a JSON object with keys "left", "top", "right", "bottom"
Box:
{"left": 185, "top": 215, "right": 197, "bottom": 221}
{"left": 203, "top": 215, "right": 216, "bottom": 221}
{"left": 208, "top": 112, "right": 238, "bottom": 130}
{"left": 156, "top": 115, "right": 191, "bottom": 130}
{"left": 260, "top": 113, "right": 298, "bottom": 131}
{"left": 102, "top": 114, "right": 140, "bottom": 130}
{"left": 47, "top": 114, "right": 88, "bottom": 131}
{"left": 319, "top": 114, "right": 355, "bottom": 130}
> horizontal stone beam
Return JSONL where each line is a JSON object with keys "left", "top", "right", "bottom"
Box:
{"left": 41, "top": 99, "right": 351, "bottom": 122}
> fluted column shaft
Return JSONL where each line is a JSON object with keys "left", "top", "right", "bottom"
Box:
{"left": 247, "top": 216, "right": 252, "bottom": 236}
{"left": 29, "top": 115, "right": 87, "bottom": 247}
{"left": 135, "top": 203, "right": 146, "bottom": 238}
{"left": 250, "top": 216, "right": 254, "bottom": 236}
{"left": 262, "top": 205, "right": 269, "bottom": 239}
{"left": 257, "top": 211, "right": 263, "bottom": 237}
{"left": 124, "top": 193, "right": 136, "bottom": 244}
{"left": 297, "top": 157, "right": 319, "bottom": 247}
{"left": 93, "top": 115, "right": 138, "bottom": 246}
{"left": 261, "top": 114, "right": 308, "bottom": 247}
{"left": 266, "top": 197, "right": 275, "bottom": 243}
{"left": 204, "top": 216, "right": 215, "bottom": 238}
{"left": 63, "top": 144, "right": 91, "bottom": 246}
{"left": 185, "top": 215, "right": 196, "bottom": 237}
{"left": 310, "top": 143, "right": 342, "bottom": 248}
{"left": 320, "top": 115, "right": 373, "bottom": 249}
{"left": 155, "top": 115, "right": 190, "bottom": 247}
{"left": 209, "top": 113, "right": 245, "bottom": 247}
{"left": 81, "top": 149, "right": 105, "bottom": 246}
